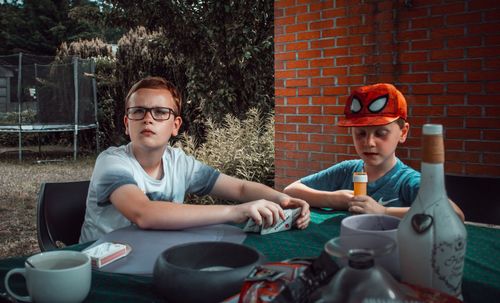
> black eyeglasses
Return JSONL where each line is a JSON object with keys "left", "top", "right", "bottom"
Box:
{"left": 126, "top": 107, "right": 177, "bottom": 121}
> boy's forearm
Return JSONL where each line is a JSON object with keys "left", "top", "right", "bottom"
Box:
{"left": 284, "top": 182, "right": 347, "bottom": 209}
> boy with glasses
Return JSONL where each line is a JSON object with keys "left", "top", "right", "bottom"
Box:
{"left": 283, "top": 83, "right": 464, "bottom": 221}
{"left": 80, "top": 77, "right": 310, "bottom": 242}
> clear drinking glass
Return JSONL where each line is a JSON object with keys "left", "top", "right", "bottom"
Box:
{"left": 314, "top": 234, "right": 410, "bottom": 303}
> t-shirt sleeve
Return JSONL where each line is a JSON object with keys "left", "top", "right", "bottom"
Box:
{"left": 300, "top": 161, "right": 355, "bottom": 191}
{"left": 92, "top": 152, "right": 138, "bottom": 206}
{"left": 176, "top": 150, "right": 220, "bottom": 196}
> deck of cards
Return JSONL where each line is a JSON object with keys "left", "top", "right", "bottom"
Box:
{"left": 83, "top": 242, "right": 129, "bottom": 268}
{"left": 243, "top": 208, "right": 301, "bottom": 235}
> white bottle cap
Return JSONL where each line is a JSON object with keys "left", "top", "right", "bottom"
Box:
{"left": 422, "top": 124, "right": 443, "bottom": 135}
{"left": 353, "top": 173, "right": 368, "bottom": 183}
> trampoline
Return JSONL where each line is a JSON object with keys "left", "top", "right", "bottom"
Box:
{"left": 0, "top": 53, "right": 99, "bottom": 160}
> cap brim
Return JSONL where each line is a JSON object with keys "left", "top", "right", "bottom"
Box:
{"left": 337, "top": 116, "right": 400, "bottom": 127}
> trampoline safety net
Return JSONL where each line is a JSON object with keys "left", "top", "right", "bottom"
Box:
{"left": 0, "top": 53, "right": 98, "bottom": 160}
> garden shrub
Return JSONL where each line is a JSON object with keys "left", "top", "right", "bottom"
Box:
{"left": 175, "top": 108, "right": 275, "bottom": 205}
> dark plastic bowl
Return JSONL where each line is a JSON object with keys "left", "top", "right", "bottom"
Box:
{"left": 153, "top": 241, "right": 265, "bottom": 303}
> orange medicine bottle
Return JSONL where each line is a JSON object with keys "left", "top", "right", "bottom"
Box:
{"left": 397, "top": 124, "right": 467, "bottom": 298}
{"left": 353, "top": 172, "right": 367, "bottom": 196}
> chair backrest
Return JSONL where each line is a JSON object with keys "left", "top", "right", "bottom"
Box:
{"left": 445, "top": 175, "right": 500, "bottom": 225}
{"left": 37, "top": 180, "right": 90, "bottom": 251}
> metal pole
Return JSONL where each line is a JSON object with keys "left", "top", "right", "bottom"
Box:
{"left": 73, "top": 56, "right": 79, "bottom": 161}
{"left": 91, "top": 59, "right": 99, "bottom": 153}
{"left": 17, "top": 52, "right": 23, "bottom": 161}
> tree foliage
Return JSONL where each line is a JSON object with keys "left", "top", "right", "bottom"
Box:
{"left": 103, "top": 0, "right": 275, "bottom": 131}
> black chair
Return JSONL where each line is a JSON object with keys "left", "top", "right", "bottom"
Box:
{"left": 445, "top": 175, "right": 500, "bottom": 226}
{"left": 36, "top": 180, "right": 90, "bottom": 251}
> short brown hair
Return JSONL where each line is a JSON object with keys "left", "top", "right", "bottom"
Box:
{"left": 125, "top": 77, "right": 182, "bottom": 115}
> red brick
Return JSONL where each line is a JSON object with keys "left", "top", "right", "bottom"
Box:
{"left": 310, "top": 39, "right": 335, "bottom": 49}
{"left": 466, "top": 118, "right": 500, "bottom": 129}
{"left": 448, "top": 36, "right": 482, "bottom": 48}
{"left": 275, "top": 105, "right": 296, "bottom": 115}
{"left": 430, "top": 3, "right": 466, "bottom": 15}
{"left": 412, "top": 62, "right": 444, "bottom": 72}
{"left": 430, "top": 72, "right": 464, "bottom": 83}
{"left": 286, "top": 41, "right": 309, "bottom": 51}
{"left": 311, "top": 115, "right": 335, "bottom": 124}
{"left": 310, "top": 1, "right": 334, "bottom": 11}
{"left": 323, "top": 105, "right": 345, "bottom": 115}
{"left": 349, "top": 65, "right": 375, "bottom": 75}
{"left": 311, "top": 77, "right": 335, "bottom": 86}
{"left": 275, "top": 70, "right": 296, "bottom": 79}
{"left": 337, "top": 36, "right": 363, "bottom": 46}
{"left": 322, "top": 28, "right": 348, "bottom": 38}
{"left": 298, "top": 68, "right": 321, "bottom": 77}
{"left": 275, "top": 52, "right": 296, "bottom": 61}
{"left": 275, "top": 16, "right": 296, "bottom": 26}
{"left": 310, "top": 20, "right": 334, "bottom": 30}
{"left": 285, "top": 151, "right": 310, "bottom": 160}
{"left": 311, "top": 96, "right": 335, "bottom": 105}
{"left": 484, "top": 130, "right": 500, "bottom": 140}
{"left": 468, "top": 46, "right": 500, "bottom": 58}
{"left": 298, "top": 87, "right": 321, "bottom": 96}
{"left": 336, "top": 16, "right": 362, "bottom": 27}
{"left": 275, "top": 0, "right": 296, "bottom": 9}
{"left": 285, "top": 115, "right": 308, "bottom": 124}
{"left": 466, "top": 164, "right": 500, "bottom": 176}
{"left": 298, "top": 106, "right": 322, "bottom": 114}
{"left": 298, "top": 50, "right": 322, "bottom": 59}
{"left": 275, "top": 88, "right": 296, "bottom": 97}
{"left": 275, "top": 34, "right": 296, "bottom": 43}
{"left": 398, "top": 30, "right": 429, "bottom": 41}
{"left": 428, "top": 117, "right": 464, "bottom": 128}
{"left": 412, "top": 105, "right": 444, "bottom": 116}
{"left": 285, "top": 5, "right": 308, "bottom": 16}
{"left": 468, "top": 71, "right": 500, "bottom": 82}
{"left": 483, "top": 153, "right": 500, "bottom": 163}
{"left": 323, "top": 86, "right": 349, "bottom": 96}
{"left": 485, "top": 34, "right": 500, "bottom": 45}
{"left": 275, "top": 123, "right": 296, "bottom": 132}
{"left": 446, "top": 12, "right": 482, "bottom": 25}
{"left": 298, "top": 142, "right": 322, "bottom": 152}
{"left": 485, "top": 107, "right": 500, "bottom": 117}
{"left": 446, "top": 128, "right": 481, "bottom": 139}
{"left": 286, "top": 97, "right": 309, "bottom": 105}
{"left": 310, "top": 58, "right": 334, "bottom": 67}
{"left": 447, "top": 106, "right": 482, "bottom": 116}
{"left": 446, "top": 151, "right": 480, "bottom": 163}
{"left": 297, "top": 12, "right": 321, "bottom": 23}
{"left": 349, "top": 25, "right": 374, "bottom": 35}
{"left": 322, "top": 8, "right": 345, "bottom": 19}
{"left": 447, "top": 59, "right": 482, "bottom": 71}
{"left": 275, "top": 79, "right": 284, "bottom": 88}
{"left": 469, "top": 95, "right": 500, "bottom": 105}
{"left": 298, "top": 124, "right": 322, "bottom": 133}
{"left": 286, "top": 79, "right": 308, "bottom": 87}
{"left": 297, "top": 31, "right": 321, "bottom": 41}
{"left": 400, "top": 51, "right": 428, "bottom": 62}
{"left": 430, "top": 49, "right": 464, "bottom": 60}
{"left": 323, "top": 67, "right": 348, "bottom": 76}
{"left": 412, "top": 40, "right": 444, "bottom": 50}
{"left": 286, "top": 60, "right": 308, "bottom": 69}
{"left": 448, "top": 83, "right": 482, "bottom": 94}
{"left": 430, "top": 27, "right": 465, "bottom": 39}
{"left": 323, "top": 144, "right": 349, "bottom": 154}
{"left": 285, "top": 23, "right": 308, "bottom": 33}
{"left": 323, "top": 47, "right": 349, "bottom": 57}
{"left": 411, "top": 17, "right": 443, "bottom": 29}
{"left": 336, "top": 56, "right": 363, "bottom": 66}
{"left": 285, "top": 133, "right": 309, "bottom": 142}
{"left": 412, "top": 84, "right": 444, "bottom": 94}
{"left": 469, "top": 23, "right": 500, "bottom": 35}
{"left": 349, "top": 45, "right": 372, "bottom": 55}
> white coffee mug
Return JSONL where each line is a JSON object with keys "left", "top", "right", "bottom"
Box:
{"left": 340, "top": 214, "right": 401, "bottom": 278}
{"left": 4, "top": 250, "right": 91, "bottom": 303}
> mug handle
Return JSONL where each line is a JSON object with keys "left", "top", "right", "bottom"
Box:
{"left": 4, "top": 268, "right": 32, "bottom": 302}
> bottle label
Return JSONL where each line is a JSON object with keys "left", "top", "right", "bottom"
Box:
{"left": 431, "top": 236, "right": 467, "bottom": 296}
{"left": 422, "top": 135, "right": 444, "bottom": 163}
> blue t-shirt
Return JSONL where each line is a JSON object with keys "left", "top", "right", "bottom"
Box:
{"left": 300, "top": 159, "right": 420, "bottom": 207}
{"left": 80, "top": 144, "right": 220, "bottom": 243}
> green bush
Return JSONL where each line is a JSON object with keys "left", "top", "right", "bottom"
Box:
{"left": 175, "top": 108, "right": 275, "bottom": 205}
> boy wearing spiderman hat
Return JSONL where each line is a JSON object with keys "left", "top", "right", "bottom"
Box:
{"left": 284, "top": 83, "right": 464, "bottom": 220}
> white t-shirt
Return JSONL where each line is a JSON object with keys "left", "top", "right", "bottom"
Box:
{"left": 79, "top": 143, "right": 220, "bottom": 243}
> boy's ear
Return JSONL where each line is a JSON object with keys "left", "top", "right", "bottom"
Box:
{"left": 399, "top": 122, "right": 410, "bottom": 143}
{"left": 124, "top": 115, "right": 129, "bottom": 136}
{"left": 171, "top": 116, "right": 183, "bottom": 136}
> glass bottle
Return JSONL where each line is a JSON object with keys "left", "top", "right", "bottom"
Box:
{"left": 397, "top": 124, "right": 467, "bottom": 298}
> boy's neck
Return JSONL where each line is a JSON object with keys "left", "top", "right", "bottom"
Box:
{"left": 363, "top": 156, "right": 397, "bottom": 182}
{"left": 132, "top": 144, "right": 165, "bottom": 180}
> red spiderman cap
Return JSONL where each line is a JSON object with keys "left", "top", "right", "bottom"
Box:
{"left": 338, "top": 83, "right": 407, "bottom": 127}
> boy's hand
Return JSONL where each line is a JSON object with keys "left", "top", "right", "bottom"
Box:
{"left": 348, "top": 195, "right": 386, "bottom": 215}
{"left": 277, "top": 195, "right": 310, "bottom": 229}
{"left": 232, "top": 199, "right": 285, "bottom": 228}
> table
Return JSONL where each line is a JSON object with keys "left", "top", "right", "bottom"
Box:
{"left": 1, "top": 210, "right": 499, "bottom": 303}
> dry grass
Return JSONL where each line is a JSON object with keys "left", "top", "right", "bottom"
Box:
{"left": 0, "top": 154, "right": 95, "bottom": 258}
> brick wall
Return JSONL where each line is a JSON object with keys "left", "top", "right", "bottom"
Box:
{"left": 274, "top": 0, "right": 500, "bottom": 190}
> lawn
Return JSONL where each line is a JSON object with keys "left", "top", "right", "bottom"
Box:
{"left": 0, "top": 155, "right": 95, "bottom": 258}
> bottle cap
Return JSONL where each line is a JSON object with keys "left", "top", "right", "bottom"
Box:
{"left": 423, "top": 124, "right": 443, "bottom": 135}
{"left": 353, "top": 172, "right": 368, "bottom": 183}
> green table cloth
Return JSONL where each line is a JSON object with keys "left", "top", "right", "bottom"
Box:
{"left": 1, "top": 210, "right": 499, "bottom": 303}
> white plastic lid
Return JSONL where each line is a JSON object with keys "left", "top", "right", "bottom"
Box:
{"left": 422, "top": 124, "right": 443, "bottom": 135}
{"left": 353, "top": 173, "right": 368, "bottom": 183}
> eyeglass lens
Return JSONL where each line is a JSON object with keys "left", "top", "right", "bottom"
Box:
{"left": 127, "top": 107, "right": 175, "bottom": 121}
